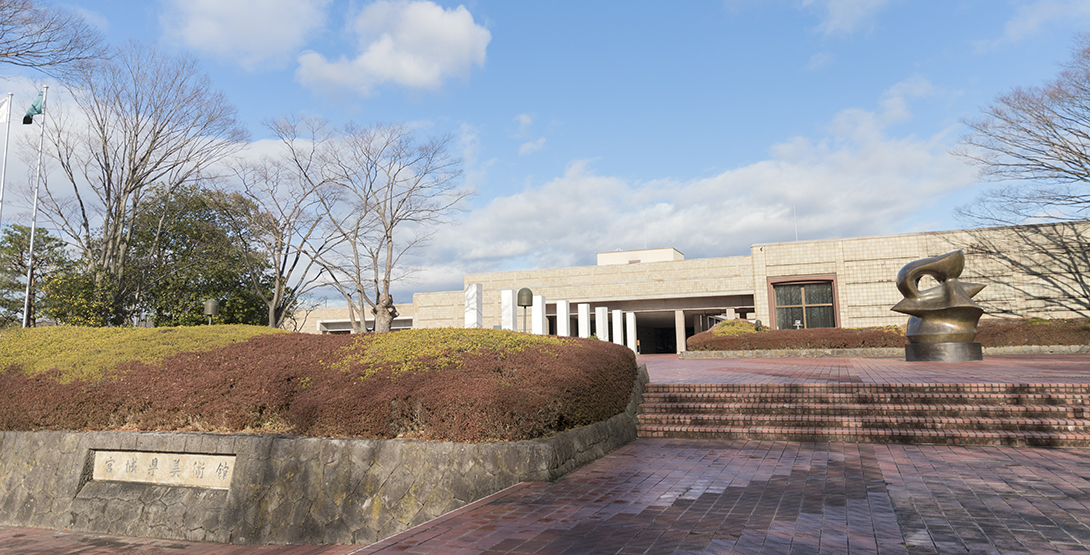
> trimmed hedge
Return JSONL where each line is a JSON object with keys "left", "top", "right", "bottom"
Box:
{"left": 687, "top": 318, "right": 1090, "bottom": 351}
{"left": 0, "top": 328, "right": 637, "bottom": 443}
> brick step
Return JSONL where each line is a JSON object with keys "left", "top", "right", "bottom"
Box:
{"left": 638, "top": 382, "right": 1090, "bottom": 445}
{"left": 637, "top": 413, "right": 1090, "bottom": 433}
{"left": 645, "top": 384, "right": 1090, "bottom": 395}
{"left": 639, "top": 402, "right": 1090, "bottom": 418}
{"left": 635, "top": 424, "right": 1090, "bottom": 447}
{"left": 641, "top": 392, "right": 1090, "bottom": 406}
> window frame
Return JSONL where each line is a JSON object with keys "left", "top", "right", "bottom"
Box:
{"left": 766, "top": 275, "right": 840, "bottom": 330}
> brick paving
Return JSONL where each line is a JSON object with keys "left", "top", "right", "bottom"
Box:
{"left": 4, "top": 354, "right": 1090, "bottom": 554}
{"left": 640, "top": 353, "right": 1090, "bottom": 385}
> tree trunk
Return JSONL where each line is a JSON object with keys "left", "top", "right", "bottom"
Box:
{"left": 373, "top": 293, "right": 398, "bottom": 333}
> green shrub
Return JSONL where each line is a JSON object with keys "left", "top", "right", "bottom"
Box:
{"left": 711, "top": 319, "right": 757, "bottom": 336}
{"left": 327, "top": 327, "right": 576, "bottom": 377}
{"left": 0, "top": 325, "right": 286, "bottom": 382}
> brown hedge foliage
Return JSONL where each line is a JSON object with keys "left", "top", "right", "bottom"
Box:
{"left": 686, "top": 318, "right": 1090, "bottom": 351}
{"left": 0, "top": 332, "right": 637, "bottom": 443}
{"left": 686, "top": 326, "right": 906, "bottom": 351}
{"left": 975, "top": 318, "right": 1090, "bottom": 347}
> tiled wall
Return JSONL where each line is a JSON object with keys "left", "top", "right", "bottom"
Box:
{"left": 362, "top": 222, "right": 1090, "bottom": 331}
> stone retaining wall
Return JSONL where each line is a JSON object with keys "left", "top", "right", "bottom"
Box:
{"left": 0, "top": 365, "right": 649, "bottom": 545}
{"left": 680, "top": 345, "right": 1090, "bottom": 359}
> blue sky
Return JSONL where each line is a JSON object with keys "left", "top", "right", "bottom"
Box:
{"left": 3, "top": 0, "right": 1090, "bottom": 299}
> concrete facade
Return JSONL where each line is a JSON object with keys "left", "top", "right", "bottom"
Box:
{"left": 311, "top": 222, "right": 1089, "bottom": 353}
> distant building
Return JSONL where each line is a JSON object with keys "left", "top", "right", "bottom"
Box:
{"left": 307, "top": 221, "right": 1090, "bottom": 354}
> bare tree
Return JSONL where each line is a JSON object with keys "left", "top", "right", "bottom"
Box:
{"left": 953, "top": 35, "right": 1090, "bottom": 319}
{"left": 954, "top": 34, "right": 1090, "bottom": 225}
{"left": 0, "top": 0, "right": 105, "bottom": 77}
{"left": 960, "top": 222, "right": 1090, "bottom": 318}
{"left": 316, "top": 123, "right": 467, "bottom": 333}
{"left": 38, "top": 42, "right": 247, "bottom": 324}
{"left": 222, "top": 117, "right": 337, "bottom": 328}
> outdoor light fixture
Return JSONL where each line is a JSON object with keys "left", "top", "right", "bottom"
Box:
{"left": 204, "top": 299, "right": 219, "bottom": 325}
{"left": 517, "top": 287, "right": 533, "bottom": 333}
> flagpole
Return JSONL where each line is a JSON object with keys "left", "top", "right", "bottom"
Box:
{"left": 0, "top": 92, "right": 12, "bottom": 227}
{"left": 22, "top": 86, "right": 47, "bottom": 328}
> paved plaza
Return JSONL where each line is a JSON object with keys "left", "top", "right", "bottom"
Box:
{"left": 3, "top": 354, "right": 1090, "bottom": 554}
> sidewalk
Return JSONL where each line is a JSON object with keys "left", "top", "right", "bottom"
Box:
{"left": 4, "top": 354, "right": 1090, "bottom": 554}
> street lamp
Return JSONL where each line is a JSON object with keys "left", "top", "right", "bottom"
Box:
{"left": 517, "top": 288, "right": 533, "bottom": 333}
{"left": 204, "top": 299, "right": 219, "bottom": 325}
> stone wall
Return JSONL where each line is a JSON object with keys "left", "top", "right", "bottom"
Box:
{"left": 752, "top": 221, "right": 1090, "bottom": 328}
{"left": 377, "top": 222, "right": 1090, "bottom": 335}
{"left": 0, "top": 366, "right": 649, "bottom": 545}
{"left": 410, "top": 291, "right": 464, "bottom": 329}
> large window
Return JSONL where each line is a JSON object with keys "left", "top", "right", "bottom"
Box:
{"left": 773, "top": 282, "right": 835, "bottom": 329}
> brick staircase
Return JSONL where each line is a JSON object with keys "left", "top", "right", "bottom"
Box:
{"left": 637, "top": 383, "right": 1090, "bottom": 447}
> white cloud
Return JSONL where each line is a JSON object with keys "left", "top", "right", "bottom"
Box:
{"left": 514, "top": 113, "right": 533, "bottom": 135}
{"left": 803, "top": 0, "right": 893, "bottom": 36}
{"left": 459, "top": 123, "right": 493, "bottom": 192}
{"left": 974, "top": 0, "right": 1090, "bottom": 52}
{"left": 0, "top": 77, "right": 58, "bottom": 227}
{"left": 296, "top": 0, "right": 491, "bottom": 96}
{"left": 519, "top": 138, "right": 546, "bottom": 156}
{"left": 407, "top": 78, "right": 976, "bottom": 293}
{"left": 804, "top": 52, "right": 832, "bottom": 71}
{"left": 161, "top": 0, "right": 330, "bottom": 71}
{"left": 64, "top": 4, "right": 109, "bottom": 32}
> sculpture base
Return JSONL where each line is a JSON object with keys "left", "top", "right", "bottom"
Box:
{"left": 905, "top": 342, "right": 982, "bottom": 362}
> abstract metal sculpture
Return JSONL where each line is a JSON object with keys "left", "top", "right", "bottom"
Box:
{"left": 891, "top": 250, "right": 985, "bottom": 362}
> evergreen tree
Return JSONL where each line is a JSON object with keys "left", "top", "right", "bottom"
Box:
{"left": 0, "top": 224, "right": 72, "bottom": 326}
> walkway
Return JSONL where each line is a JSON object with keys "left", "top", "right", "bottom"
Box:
{"left": 4, "top": 354, "right": 1090, "bottom": 554}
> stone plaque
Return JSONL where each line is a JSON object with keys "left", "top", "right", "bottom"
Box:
{"left": 92, "top": 451, "right": 235, "bottom": 489}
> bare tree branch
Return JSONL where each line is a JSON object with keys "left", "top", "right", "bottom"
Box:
{"left": 955, "top": 33, "right": 1090, "bottom": 225}
{"left": 35, "top": 42, "right": 247, "bottom": 324}
{"left": 953, "top": 34, "right": 1090, "bottom": 319}
{"left": 960, "top": 222, "right": 1090, "bottom": 318}
{"left": 221, "top": 116, "right": 338, "bottom": 328}
{"left": 0, "top": 0, "right": 105, "bottom": 78}
{"left": 317, "top": 122, "right": 469, "bottom": 333}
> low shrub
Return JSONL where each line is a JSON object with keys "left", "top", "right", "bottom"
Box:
{"left": 688, "top": 325, "right": 905, "bottom": 351}
{"left": 0, "top": 327, "right": 637, "bottom": 443}
{"left": 710, "top": 319, "right": 758, "bottom": 336}
{"left": 326, "top": 327, "right": 576, "bottom": 377}
{"left": 686, "top": 318, "right": 1090, "bottom": 351}
{"left": 0, "top": 325, "right": 287, "bottom": 383}
{"left": 975, "top": 318, "right": 1090, "bottom": 347}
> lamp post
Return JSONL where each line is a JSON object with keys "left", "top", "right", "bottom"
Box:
{"left": 204, "top": 299, "right": 219, "bottom": 325}
{"left": 517, "top": 288, "right": 533, "bottom": 333}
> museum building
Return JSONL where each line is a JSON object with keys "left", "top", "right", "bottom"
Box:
{"left": 307, "top": 221, "right": 1089, "bottom": 354}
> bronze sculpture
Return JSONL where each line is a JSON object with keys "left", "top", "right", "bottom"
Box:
{"left": 891, "top": 250, "right": 985, "bottom": 361}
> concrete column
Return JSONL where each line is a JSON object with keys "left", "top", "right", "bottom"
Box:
{"left": 595, "top": 306, "right": 609, "bottom": 342}
{"left": 555, "top": 300, "right": 571, "bottom": 337}
{"left": 532, "top": 295, "right": 547, "bottom": 335}
{"left": 625, "top": 312, "right": 637, "bottom": 352}
{"left": 464, "top": 284, "right": 482, "bottom": 328}
{"left": 612, "top": 310, "right": 624, "bottom": 346}
{"left": 577, "top": 303, "right": 591, "bottom": 338}
{"left": 675, "top": 310, "right": 686, "bottom": 354}
{"left": 726, "top": 308, "right": 737, "bottom": 319}
{"left": 500, "top": 290, "right": 517, "bottom": 331}
{"left": 693, "top": 314, "right": 703, "bottom": 335}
